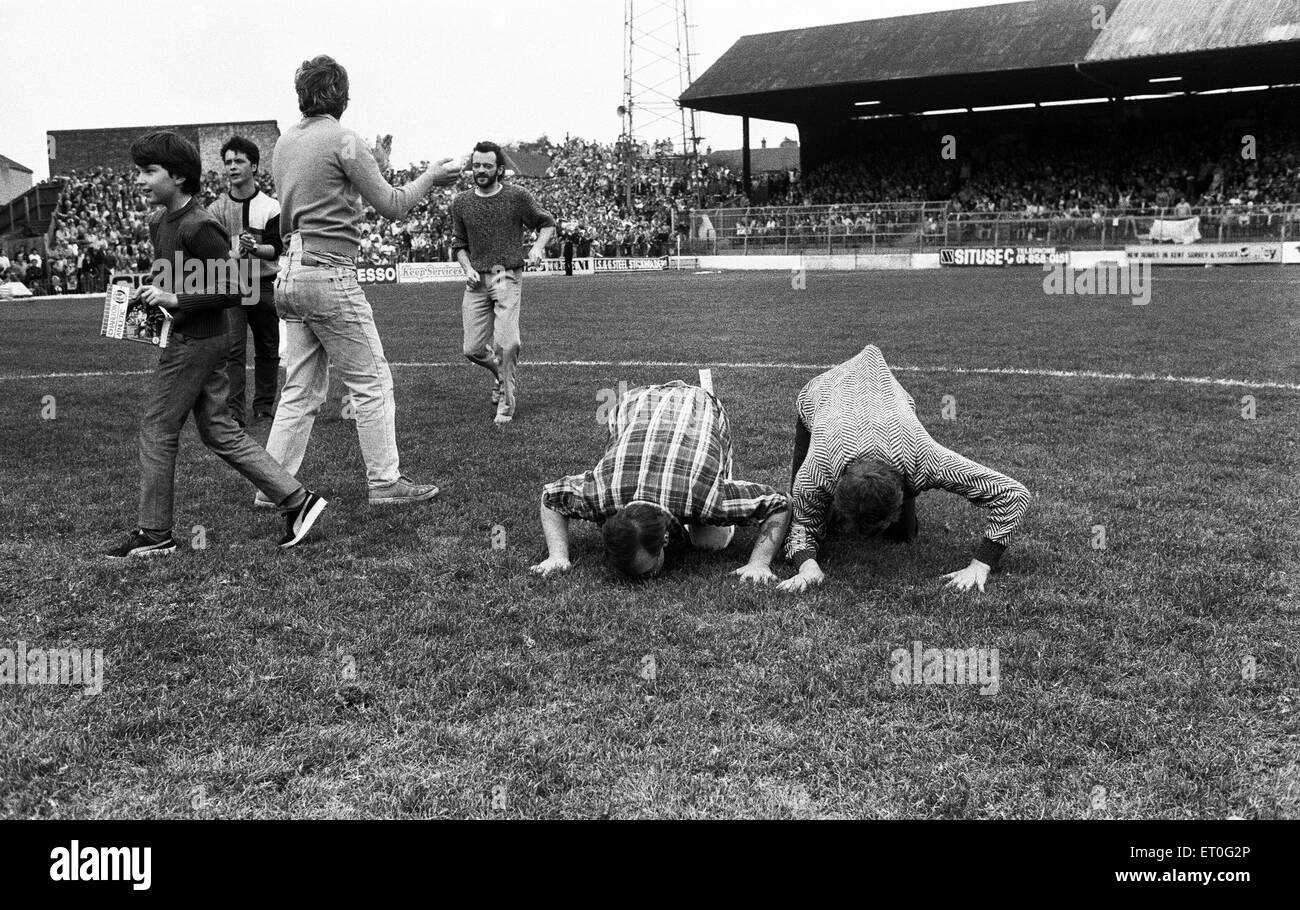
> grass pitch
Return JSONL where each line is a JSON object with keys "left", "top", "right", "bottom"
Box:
{"left": 0, "top": 268, "right": 1296, "bottom": 818}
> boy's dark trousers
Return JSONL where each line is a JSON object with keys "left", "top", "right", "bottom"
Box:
{"left": 225, "top": 282, "right": 281, "bottom": 423}
{"left": 138, "top": 329, "right": 301, "bottom": 531}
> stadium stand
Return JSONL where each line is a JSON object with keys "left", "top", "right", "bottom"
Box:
{"left": 677, "top": 0, "right": 1300, "bottom": 251}
{"left": 350, "top": 135, "right": 696, "bottom": 265}
{"left": 0, "top": 154, "right": 35, "bottom": 206}
{"left": 16, "top": 0, "right": 1300, "bottom": 285}
{"left": 1, "top": 180, "right": 69, "bottom": 294}
{"left": 6, "top": 133, "right": 702, "bottom": 292}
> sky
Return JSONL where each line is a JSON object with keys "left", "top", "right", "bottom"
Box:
{"left": 2, "top": 0, "right": 1022, "bottom": 180}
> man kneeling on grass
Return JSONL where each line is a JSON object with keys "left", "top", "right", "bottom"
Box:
{"left": 781, "top": 344, "right": 1029, "bottom": 594}
{"left": 530, "top": 381, "right": 790, "bottom": 581}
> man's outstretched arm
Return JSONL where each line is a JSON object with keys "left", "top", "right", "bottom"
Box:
{"left": 775, "top": 552, "right": 826, "bottom": 594}
{"left": 777, "top": 444, "right": 835, "bottom": 592}
{"left": 528, "top": 225, "right": 556, "bottom": 266}
{"left": 530, "top": 495, "right": 573, "bottom": 576}
{"left": 521, "top": 191, "right": 557, "bottom": 266}
{"left": 920, "top": 444, "right": 1030, "bottom": 592}
{"left": 732, "top": 507, "right": 791, "bottom": 585}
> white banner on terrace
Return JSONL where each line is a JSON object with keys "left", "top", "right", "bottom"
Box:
{"left": 1146, "top": 218, "right": 1201, "bottom": 244}
{"left": 591, "top": 257, "right": 669, "bottom": 272}
{"left": 1125, "top": 243, "right": 1282, "bottom": 265}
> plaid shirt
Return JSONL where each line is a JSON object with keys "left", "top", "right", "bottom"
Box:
{"left": 787, "top": 346, "right": 1029, "bottom": 568}
{"left": 543, "top": 381, "right": 787, "bottom": 525}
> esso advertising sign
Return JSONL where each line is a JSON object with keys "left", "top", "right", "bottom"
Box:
{"left": 357, "top": 265, "right": 398, "bottom": 284}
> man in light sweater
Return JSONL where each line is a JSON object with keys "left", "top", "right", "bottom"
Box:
{"left": 450, "top": 141, "right": 556, "bottom": 425}
{"left": 262, "top": 55, "right": 461, "bottom": 508}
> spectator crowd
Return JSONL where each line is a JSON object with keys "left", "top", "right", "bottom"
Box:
{"left": 794, "top": 108, "right": 1300, "bottom": 218}
{"left": 8, "top": 135, "right": 709, "bottom": 293}
{"left": 353, "top": 135, "right": 705, "bottom": 266}
{"left": 9, "top": 100, "right": 1300, "bottom": 294}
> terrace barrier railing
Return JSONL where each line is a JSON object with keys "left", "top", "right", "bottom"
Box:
{"left": 682, "top": 203, "right": 1300, "bottom": 255}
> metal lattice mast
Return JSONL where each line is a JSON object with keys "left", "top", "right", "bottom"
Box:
{"left": 677, "top": 0, "right": 700, "bottom": 161}
{"left": 622, "top": 0, "right": 701, "bottom": 209}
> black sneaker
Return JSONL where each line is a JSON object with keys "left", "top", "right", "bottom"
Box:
{"left": 279, "top": 490, "right": 328, "bottom": 549}
{"left": 105, "top": 529, "right": 177, "bottom": 559}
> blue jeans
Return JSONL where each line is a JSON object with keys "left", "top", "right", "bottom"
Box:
{"left": 461, "top": 267, "right": 522, "bottom": 416}
{"left": 138, "top": 330, "right": 302, "bottom": 530}
{"left": 265, "top": 236, "right": 402, "bottom": 489}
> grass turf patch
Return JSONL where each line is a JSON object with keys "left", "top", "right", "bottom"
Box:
{"left": 1, "top": 269, "right": 1296, "bottom": 818}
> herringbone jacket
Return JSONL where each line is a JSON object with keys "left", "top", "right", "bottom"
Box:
{"left": 786, "top": 346, "right": 1029, "bottom": 569}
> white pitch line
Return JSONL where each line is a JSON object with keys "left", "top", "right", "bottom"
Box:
{"left": 900, "top": 364, "right": 1300, "bottom": 391}
{"left": 3, "top": 360, "right": 1296, "bottom": 391}
{"left": 7, "top": 271, "right": 1298, "bottom": 305}
{"left": 0, "top": 293, "right": 102, "bottom": 302}
{"left": 1, "top": 370, "right": 155, "bottom": 380}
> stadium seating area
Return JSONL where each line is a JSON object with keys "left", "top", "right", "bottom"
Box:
{"left": 363, "top": 136, "right": 697, "bottom": 264}
{"left": 797, "top": 108, "right": 1300, "bottom": 213}
{"left": 10, "top": 100, "right": 1300, "bottom": 293}
{"left": 12, "top": 135, "right": 708, "bottom": 290}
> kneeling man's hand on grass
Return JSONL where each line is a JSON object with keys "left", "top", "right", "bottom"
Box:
{"left": 532, "top": 500, "right": 573, "bottom": 577}
{"left": 941, "top": 558, "right": 991, "bottom": 593}
{"left": 530, "top": 556, "right": 571, "bottom": 577}
{"left": 731, "top": 562, "right": 776, "bottom": 586}
{"left": 776, "top": 560, "right": 824, "bottom": 594}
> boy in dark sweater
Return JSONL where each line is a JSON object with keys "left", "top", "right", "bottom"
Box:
{"left": 105, "top": 131, "right": 327, "bottom": 558}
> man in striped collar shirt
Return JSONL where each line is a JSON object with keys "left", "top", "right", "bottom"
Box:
{"left": 207, "top": 135, "right": 282, "bottom": 428}
{"left": 532, "top": 381, "right": 790, "bottom": 582}
{"left": 782, "top": 345, "right": 1030, "bottom": 594}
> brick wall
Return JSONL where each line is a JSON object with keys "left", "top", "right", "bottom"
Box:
{"left": 196, "top": 122, "right": 281, "bottom": 175}
{"left": 0, "top": 166, "right": 34, "bottom": 206}
{"left": 47, "top": 121, "right": 280, "bottom": 179}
